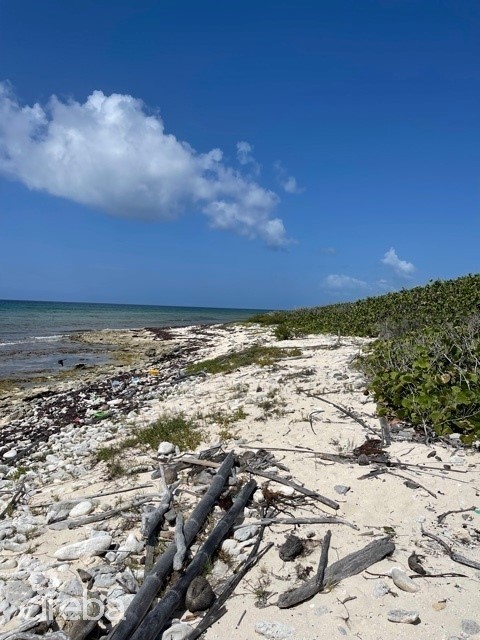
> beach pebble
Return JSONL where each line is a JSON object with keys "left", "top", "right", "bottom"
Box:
{"left": 274, "top": 486, "right": 295, "bottom": 497}
{"left": 255, "top": 620, "right": 295, "bottom": 639}
{"left": 94, "top": 572, "right": 116, "bottom": 588}
{"left": 221, "top": 539, "right": 241, "bottom": 557}
{"left": 334, "top": 485, "right": 350, "bottom": 495}
{"left": 162, "top": 620, "right": 192, "bottom": 640}
{"left": 2, "top": 580, "right": 35, "bottom": 607}
{"left": 185, "top": 576, "right": 215, "bottom": 612}
{"left": 211, "top": 559, "right": 229, "bottom": 581}
{"left": 116, "top": 533, "right": 144, "bottom": 561}
{"left": 373, "top": 580, "right": 390, "bottom": 598}
{"left": 387, "top": 609, "right": 420, "bottom": 624}
{"left": 234, "top": 525, "right": 259, "bottom": 542}
{"left": 461, "top": 620, "right": 480, "bottom": 635}
{"left": 54, "top": 533, "right": 112, "bottom": 560}
{"left": 390, "top": 567, "right": 420, "bottom": 592}
{"left": 69, "top": 500, "right": 95, "bottom": 518}
{"left": 3, "top": 448, "right": 17, "bottom": 460}
{"left": 158, "top": 441, "right": 175, "bottom": 456}
{"left": 0, "top": 558, "right": 17, "bottom": 570}
{"left": 279, "top": 535, "right": 304, "bottom": 562}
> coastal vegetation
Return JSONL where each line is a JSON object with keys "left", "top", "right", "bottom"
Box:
{"left": 250, "top": 274, "right": 480, "bottom": 442}
{"left": 96, "top": 413, "right": 203, "bottom": 477}
{"left": 186, "top": 344, "right": 301, "bottom": 375}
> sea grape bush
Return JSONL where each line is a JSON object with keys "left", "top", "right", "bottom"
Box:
{"left": 356, "top": 317, "right": 480, "bottom": 442}
{"left": 249, "top": 273, "right": 480, "bottom": 440}
{"left": 250, "top": 274, "right": 480, "bottom": 338}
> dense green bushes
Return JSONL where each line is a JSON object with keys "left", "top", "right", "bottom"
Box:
{"left": 356, "top": 318, "right": 480, "bottom": 443}
{"left": 249, "top": 274, "right": 480, "bottom": 441}
{"left": 250, "top": 274, "right": 480, "bottom": 338}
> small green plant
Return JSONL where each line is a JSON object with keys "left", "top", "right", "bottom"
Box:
{"left": 186, "top": 345, "right": 301, "bottom": 375}
{"left": 246, "top": 566, "right": 273, "bottom": 607}
{"left": 10, "top": 466, "right": 28, "bottom": 480}
{"left": 205, "top": 407, "right": 248, "bottom": 427}
{"left": 274, "top": 324, "right": 294, "bottom": 340}
{"left": 95, "top": 414, "right": 204, "bottom": 477}
{"left": 135, "top": 414, "right": 204, "bottom": 451}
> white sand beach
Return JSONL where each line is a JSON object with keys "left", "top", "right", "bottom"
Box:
{"left": 0, "top": 323, "right": 479, "bottom": 640}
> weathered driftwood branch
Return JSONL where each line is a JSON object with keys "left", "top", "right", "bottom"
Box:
{"left": 305, "top": 393, "right": 379, "bottom": 436}
{"left": 142, "top": 483, "right": 178, "bottom": 539}
{"left": 173, "top": 513, "right": 186, "bottom": 571}
{"left": 62, "top": 495, "right": 154, "bottom": 529}
{"left": 421, "top": 528, "right": 480, "bottom": 570}
{"left": 316, "top": 530, "right": 332, "bottom": 588}
{"left": 238, "top": 444, "right": 349, "bottom": 464}
{"left": 234, "top": 516, "right": 358, "bottom": 530}
{"left": 0, "top": 634, "right": 70, "bottom": 640}
{"left": 108, "top": 451, "right": 236, "bottom": 640}
{"left": 380, "top": 416, "right": 391, "bottom": 446}
{"left": 437, "top": 506, "right": 477, "bottom": 524}
{"left": 0, "top": 481, "right": 26, "bottom": 520}
{"left": 187, "top": 528, "right": 273, "bottom": 639}
{"left": 384, "top": 470, "right": 437, "bottom": 499}
{"left": 66, "top": 589, "right": 102, "bottom": 640}
{"left": 245, "top": 467, "right": 339, "bottom": 511}
{"left": 277, "top": 536, "right": 395, "bottom": 608}
{"left": 130, "top": 479, "right": 257, "bottom": 640}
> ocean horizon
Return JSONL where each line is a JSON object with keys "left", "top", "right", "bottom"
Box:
{"left": 0, "top": 299, "right": 269, "bottom": 380}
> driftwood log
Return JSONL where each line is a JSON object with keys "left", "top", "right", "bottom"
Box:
{"left": 422, "top": 527, "right": 480, "bottom": 570}
{"left": 235, "top": 515, "right": 358, "bottom": 530}
{"left": 108, "top": 452, "right": 236, "bottom": 640}
{"left": 277, "top": 536, "right": 395, "bottom": 608}
{"left": 129, "top": 479, "right": 257, "bottom": 640}
{"left": 246, "top": 467, "right": 339, "bottom": 511}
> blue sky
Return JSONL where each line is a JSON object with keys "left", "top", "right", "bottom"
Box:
{"left": 0, "top": 0, "right": 478, "bottom": 309}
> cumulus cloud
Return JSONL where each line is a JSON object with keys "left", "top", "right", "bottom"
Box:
{"left": 324, "top": 274, "right": 368, "bottom": 290}
{"left": 236, "top": 140, "right": 261, "bottom": 175}
{"left": 274, "top": 161, "right": 303, "bottom": 194}
{"left": 381, "top": 248, "right": 415, "bottom": 276}
{"left": 0, "top": 83, "right": 289, "bottom": 247}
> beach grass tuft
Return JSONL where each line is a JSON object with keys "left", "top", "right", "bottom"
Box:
{"left": 186, "top": 344, "right": 301, "bottom": 375}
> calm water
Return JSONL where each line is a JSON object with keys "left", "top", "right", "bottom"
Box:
{"left": 0, "top": 300, "right": 265, "bottom": 379}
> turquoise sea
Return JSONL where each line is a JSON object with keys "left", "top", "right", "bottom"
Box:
{"left": 0, "top": 300, "right": 266, "bottom": 379}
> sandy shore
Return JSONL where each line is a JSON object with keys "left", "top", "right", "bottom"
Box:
{"left": 0, "top": 323, "right": 479, "bottom": 639}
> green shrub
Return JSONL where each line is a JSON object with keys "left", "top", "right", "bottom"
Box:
{"left": 186, "top": 345, "right": 301, "bottom": 375}
{"left": 249, "top": 274, "right": 480, "bottom": 338}
{"left": 356, "top": 316, "right": 480, "bottom": 442}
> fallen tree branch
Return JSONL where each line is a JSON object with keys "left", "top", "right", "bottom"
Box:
{"left": 421, "top": 527, "right": 480, "bottom": 570}
{"left": 108, "top": 451, "right": 236, "bottom": 640}
{"left": 0, "top": 481, "right": 26, "bottom": 520}
{"left": 277, "top": 536, "right": 395, "bottom": 608}
{"left": 245, "top": 468, "right": 339, "bottom": 511}
{"left": 316, "top": 530, "right": 332, "bottom": 588}
{"left": 130, "top": 479, "right": 257, "bottom": 640}
{"left": 63, "top": 495, "right": 155, "bottom": 529}
{"left": 173, "top": 513, "right": 186, "bottom": 571}
{"left": 234, "top": 516, "right": 358, "bottom": 531}
{"left": 304, "top": 393, "right": 379, "bottom": 436}
{"left": 437, "top": 506, "right": 477, "bottom": 524}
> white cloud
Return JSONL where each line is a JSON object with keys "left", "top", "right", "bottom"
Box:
{"left": 324, "top": 274, "right": 368, "bottom": 290}
{"left": 381, "top": 248, "right": 415, "bottom": 276}
{"left": 320, "top": 246, "right": 336, "bottom": 255}
{"left": 274, "top": 161, "right": 303, "bottom": 194}
{"left": 0, "top": 83, "right": 289, "bottom": 247}
{"left": 236, "top": 140, "right": 260, "bottom": 175}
